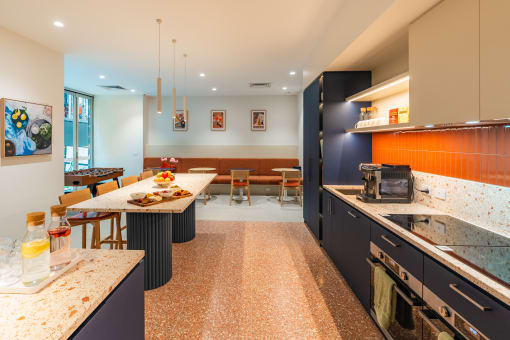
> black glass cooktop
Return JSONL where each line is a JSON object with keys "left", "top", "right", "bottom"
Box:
{"left": 384, "top": 214, "right": 510, "bottom": 286}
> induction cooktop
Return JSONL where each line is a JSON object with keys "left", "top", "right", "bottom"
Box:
{"left": 383, "top": 214, "right": 510, "bottom": 286}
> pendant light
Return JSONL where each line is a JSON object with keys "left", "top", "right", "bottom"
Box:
{"left": 183, "top": 53, "right": 188, "bottom": 123}
{"left": 156, "top": 19, "right": 162, "bottom": 114}
{"left": 171, "top": 39, "right": 177, "bottom": 122}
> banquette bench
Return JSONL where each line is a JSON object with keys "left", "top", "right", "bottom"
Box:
{"left": 143, "top": 158, "right": 300, "bottom": 185}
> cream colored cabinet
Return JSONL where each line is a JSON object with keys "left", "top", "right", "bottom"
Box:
{"left": 409, "top": 0, "right": 480, "bottom": 126}
{"left": 480, "top": 0, "right": 510, "bottom": 120}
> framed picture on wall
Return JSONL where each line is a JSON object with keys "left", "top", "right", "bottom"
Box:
{"left": 251, "top": 110, "right": 266, "bottom": 131}
{"left": 211, "top": 110, "right": 226, "bottom": 131}
{"left": 1, "top": 98, "right": 53, "bottom": 158}
{"left": 173, "top": 110, "right": 188, "bottom": 131}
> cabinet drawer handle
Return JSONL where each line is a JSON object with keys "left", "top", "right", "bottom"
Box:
{"left": 381, "top": 234, "right": 400, "bottom": 247}
{"left": 449, "top": 284, "right": 491, "bottom": 311}
{"left": 347, "top": 211, "right": 358, "bottom": 219}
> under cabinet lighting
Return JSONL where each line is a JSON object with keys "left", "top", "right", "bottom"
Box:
{"left": 465, "top": 120, "right": 480, "bottom": 124}
{"left": 347, "top": 74, "right": 410, "bottom": 102}
{"left": 425, "top": 124, "right": 434, "bottom": 128}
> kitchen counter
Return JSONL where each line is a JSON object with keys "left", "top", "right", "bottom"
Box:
{"left": 68, "top": 173, "right": 216, "bottom": 214}
{"left": 0, "top": 249, "right": 144, "bottom": 340}
{"left": 323, "top": 185, "right": 510, "bottom": 307}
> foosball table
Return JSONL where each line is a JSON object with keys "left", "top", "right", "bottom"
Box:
{"left": 65, "top": 168, "right": 124, "bottom": 196}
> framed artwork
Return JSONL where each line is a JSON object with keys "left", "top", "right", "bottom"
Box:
{"left": 1, "top": 98, "right": 53, "bottom": 158}
{"left": 173, "top": 110, "right": 188, "bottom": 131}
{"left": 211, "top": 110, "right": 226, "bottom": 131}
{"left": 251, "top": 110, "right": 266, "bottom": 131}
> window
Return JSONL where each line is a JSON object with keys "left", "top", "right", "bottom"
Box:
{"left": 64, "top": 90, "right": 93, "bottom": 172}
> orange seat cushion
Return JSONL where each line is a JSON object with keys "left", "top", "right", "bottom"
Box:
{"left": 233, "top": 180, "right": 249, "bottom": 187}
{"left": 280, "top": 181, "right": 301, "bottom": 187}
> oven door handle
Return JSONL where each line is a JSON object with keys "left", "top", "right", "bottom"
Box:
{"left": 449, "top": 284, "right": 491, "bottom": 311}
{"left": 418, "top": 310, "right": 441, "bottom": 334}
{"left": 366, "top": 258, "right": 417, "bottom": 306}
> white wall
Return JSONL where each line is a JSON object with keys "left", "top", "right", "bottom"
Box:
{"left": 144, "top": 95, "right": 299, "bottom": 158}
{"left": 94, "top": 96, "right": 144, "bottom": 177}
{"left": 0, "top": 27, "right": 64, "bottom": 239}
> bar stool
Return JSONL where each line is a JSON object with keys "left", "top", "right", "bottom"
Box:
{"left": 279, "top": 170, "right": 302, "bottom": 207}
{"left": 188, "top": 168, "right": 213, "bottom": 205}
{"left": 140, "top": 170, "right": 153, "bottom": 180}
{"left": 230, "top": 170, "right": 251, "bottom": 206}
{"left": 96, "top": 181, "right": 125, "bottom": 249}
{"left": 121, "top": 175, "right": 139, "bottom": 187}
{"left": 59, "top": 188, "right": 118, "bottom": 249}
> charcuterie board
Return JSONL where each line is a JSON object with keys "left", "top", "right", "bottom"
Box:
{"left": 127, "top": 192, "right": 192, "bottom": 207}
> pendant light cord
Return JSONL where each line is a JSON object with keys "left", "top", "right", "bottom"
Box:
{"left": 184, "top": 54, "right": 187, "bottom": 95}
{"left": 172, "top": 40, "right": 176, "bottom": 89}
{"left": 158, "top": 20, "right": 161, "bottom": 77}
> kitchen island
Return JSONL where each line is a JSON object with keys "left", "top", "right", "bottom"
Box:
{"left": 68, "top": 173, "right": 216, "bottom": 290}
{"left": 0, "top": 249, "right": 144, "bottom": 340}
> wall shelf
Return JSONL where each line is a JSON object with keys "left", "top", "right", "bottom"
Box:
{"left": 346, "top": 72, "right": 409, "bottom": 102}
{"left": 346, "top": 119, "right": 510, "bottom": 134}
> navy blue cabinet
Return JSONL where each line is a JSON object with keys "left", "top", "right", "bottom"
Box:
{"left": 424, "top": 256, "right": 510, "bottom": 340}
{"left": 322, "top": 191, "right": 371, "bottom": 311}
{"left": 303, "top": 77, "right": 321, "bottom": 240}
{"left": 71, "top": 260, "right": 145, "bottom": 339}
{"left": 303, "top": 72, "right": 372, "bottom": 242}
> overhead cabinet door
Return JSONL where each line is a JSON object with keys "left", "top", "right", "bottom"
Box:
{"left": 480, "top": 0, "right": 510, "bottom": 120}
{"left": 409, "top": 0, "right": 480, "bottom": 126}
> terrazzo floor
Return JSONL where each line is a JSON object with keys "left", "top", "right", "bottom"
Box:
{"left": 144, "top": 220, "right": 382, "bottom": 339}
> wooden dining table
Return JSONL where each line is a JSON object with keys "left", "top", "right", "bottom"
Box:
{"left": 68, "top": 173, "right": 216, "bottom": 290}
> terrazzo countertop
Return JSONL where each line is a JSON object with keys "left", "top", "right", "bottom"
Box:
{"left": 323, "top": 185, "right": 510, "bottom": 307}
{"left": 69, "top": 173, "right": 216, "bottom": 213}
{"left": 0, "top": 249, "right": 144, "bottom": 340}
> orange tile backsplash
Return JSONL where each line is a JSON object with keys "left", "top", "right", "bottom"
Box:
{"left": 372, "top": 125, "right": 510, "bottom": 187}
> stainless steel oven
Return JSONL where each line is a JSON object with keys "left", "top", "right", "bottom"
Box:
{"left": 367, "top": 242, "right": 462, "bottom": 339}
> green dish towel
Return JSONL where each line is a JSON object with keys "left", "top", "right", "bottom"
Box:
{"left": 374, "top": 266, "right": 397, "bottom": 329}
{"left": 438, "top": 331, "right": 454, "bottom": 340}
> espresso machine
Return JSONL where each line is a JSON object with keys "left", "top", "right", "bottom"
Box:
{"left": 357, "top": 163, "right": 413, "bottom": 203}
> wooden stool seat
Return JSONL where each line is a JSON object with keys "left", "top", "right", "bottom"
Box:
{"left": 279, "top": 170, "right": 302, "bottom": 207}
{"left": 230, "top": 170, "right": 251, "bottom": 206}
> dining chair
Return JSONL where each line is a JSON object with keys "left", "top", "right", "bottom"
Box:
{"left": 59, "top": 188, "right": 119, "bottom": 249}
{"left": 279, "top": 170, "right": 302, "bottom": 207}
{"left": 121, "top": 175, "right": 139, "bottom": 187}
{"left": 140, "top": 170, "right": 153, "bottom": 180}
{"left": 188, "top": 169, "right": 212, "bottom": 205}
{"left": 96, "top": 181, "right": 125, "bottom": 249}
{"left": 230, "top": 170, "right": 251, "bottom": 206}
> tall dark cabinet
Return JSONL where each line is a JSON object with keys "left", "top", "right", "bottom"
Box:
{"left": 303, "top": 72, "right": 372, "bottom": 241}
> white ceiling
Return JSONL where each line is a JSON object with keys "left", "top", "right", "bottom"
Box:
{"left": 0, "top": 0, "right": 351, "bottom": 96}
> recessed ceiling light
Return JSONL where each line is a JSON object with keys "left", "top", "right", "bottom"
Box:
{"left": 282, "top": 86, "right": 288, "bottom": 90}
{"left": 212, "top": 87, "right": 217, "bottom": 91}
{"left": 199, "top": 73, "right": 206, "bottom": 77}
{"left": 465, "top": 120, "right": 479, "bottom": 124}
{"left": 130, "top": 89, "right": 136, "bottom": 92}
{"left": 53, "top": 21, "right": 64, "bottom": 28}
{"left": 289, "top": 71, "right": 296, "bottom": 76}
{"left": 99, "top": 75, "right": 105, "bottom": 79}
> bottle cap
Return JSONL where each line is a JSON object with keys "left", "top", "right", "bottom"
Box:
{"left": 26, "top": 212, "right": 45, "bottom": 226}
{"left": 50, "top": 204, "right": 67, "bottom": 217}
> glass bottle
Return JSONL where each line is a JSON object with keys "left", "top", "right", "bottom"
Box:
{"left": 21, "top": 212, "right": 50, "bottom": 286}
{"left": 48, "top": 205, "right": 72, "bottom": 271}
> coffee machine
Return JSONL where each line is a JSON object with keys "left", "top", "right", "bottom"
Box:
{"left": 357, "top": 164, "right": 413, "bottom": 203}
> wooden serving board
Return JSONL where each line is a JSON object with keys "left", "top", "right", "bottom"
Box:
{"left": 127, "top": 193, "right": 193, "bottom": 207}
{"left": 0, "top": 250, "right": 83, "bottom": 294}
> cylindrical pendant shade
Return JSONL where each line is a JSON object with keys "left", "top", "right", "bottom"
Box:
{"left": 172, "top": 87, "right": 177, "bottom": 120}
{"left": 157, "top": 77, "right": 162, "bottom": 114}
{"left": 183, "top": 95, "right": 187, "bottom": 121}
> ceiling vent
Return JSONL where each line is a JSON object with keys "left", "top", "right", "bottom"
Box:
{"left": 249, "top": 82, "right": 271, "bottom": 88}
{"left": 97, "top": 85, "right": 128, "bottom": 90}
